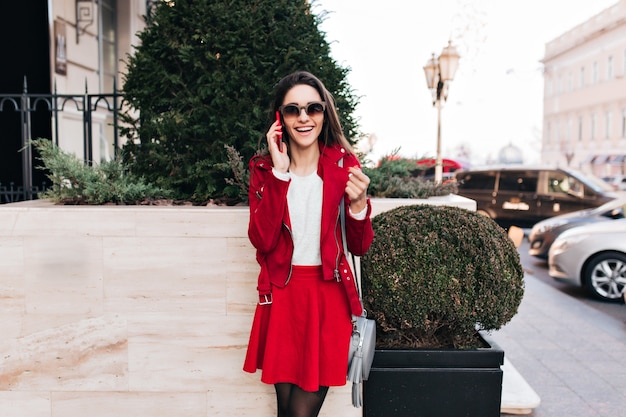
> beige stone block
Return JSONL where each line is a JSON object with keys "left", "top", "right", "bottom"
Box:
{"left": 0, "top": 391, "right": 51, "bottom": 417}
{"left": 0, "top": 315, "right": 128, "bottom": 391}
{"left": 0, "top": 237, "right": 26, "bottom": 338}
{"left": 23, "top": 236, "right": 103, "bottom": 315}
{"left": 226, "top": 239, "right": 259, "bottom": 316}
{"left": 51, "top": 392, "right": 206, "bottom": 417}
{"left": 0, "top": 210, "right": 19, "bottom": 236}
{"left": 127, "top": 313, "right": 253, "bottom": 391}
{"left": 132, "top": 207, "right": 249, "bottom": 238}
{"left": 207, "top": 378, "right": 274, "bottom": 416}
{"left": 127, "top": 312, "right": 252, "bottom": 348}
{"left": 102, "top": 237, "right": 227, "bottom": 313}
{"left": 8, "top": 207, "right": 137, "bottom": 237}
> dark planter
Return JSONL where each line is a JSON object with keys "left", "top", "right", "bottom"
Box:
{"left": 363, "top": 332, "right": 504, "bottom": 417}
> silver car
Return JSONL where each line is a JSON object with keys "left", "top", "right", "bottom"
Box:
{"left": 529, "top": 197, "right": 626, "bottom": 259}
{"left": 549, "top": 219, "right": 626, "bottom": 301}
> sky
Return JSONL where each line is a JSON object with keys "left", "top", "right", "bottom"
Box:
{"left": 314, "top": 0, "right": 620, "bottom": 166}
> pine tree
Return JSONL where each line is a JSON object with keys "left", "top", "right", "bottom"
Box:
{"left": 121, "top": 0, "right": 360, "bottom": 204}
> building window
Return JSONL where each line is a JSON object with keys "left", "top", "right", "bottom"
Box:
{"left": 593, "top": 61, "right": 598, "bottom": 83}
{"left": 567, "top": 117, "right": 573, "bottom": 141}
{"left": 567, "top": 73, "right": 573, "bottom": 92}
{"left": 607, "top": 56, "right": 613, "bottom": 80}
{"left": 99, "top": 0, "right": 117, "bottom": 93}
{"left": 622, "top": 108, "right": 626, "bottom": 138}
{"left": 580, "top": 66, "right": 585, "bottom": 88}
{"left": 591, "top": 113, "right": 597, "bottom": 140}
{"left": 546, "top": 122, "right": 551, "bottom": 145}
{"left": 578, "top": 116, "right": 583, "bottom": 141}
{"left": 606, "top": 111, "right": 612, "bottom": 139}
{"left": 547, "top": 79, "right": 553, "bottom": 97}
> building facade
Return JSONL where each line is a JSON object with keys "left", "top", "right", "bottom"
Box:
{"left": 48, "top": 0, "right": 147, "bottom": 160}
{"left": 0, "top": 0, "right": 148, "bottom": 201}
{"left": 541, "top": 0, "right": 626, "bottom": 178}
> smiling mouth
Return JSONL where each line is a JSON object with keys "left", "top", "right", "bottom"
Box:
{"left": 295, "top": 127, "right": 313, "bottom": 132}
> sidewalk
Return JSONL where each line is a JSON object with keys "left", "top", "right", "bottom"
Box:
{"left": 491, "top": 261, "right": 626, "bottom": 416}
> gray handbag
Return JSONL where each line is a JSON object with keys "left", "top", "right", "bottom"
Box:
{"left": 338, "top": 173, "right": 376, "bottom": 408}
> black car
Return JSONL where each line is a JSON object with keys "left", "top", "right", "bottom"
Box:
{"left": 455, "top": 167, "right": 620, "bottom": 229}
{"left": 528, "top": 197, "right": 626, "bottom": 259}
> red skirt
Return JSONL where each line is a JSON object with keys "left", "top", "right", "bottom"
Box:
{"left": 243, "top": 265, "right": 353, "bottom": 392}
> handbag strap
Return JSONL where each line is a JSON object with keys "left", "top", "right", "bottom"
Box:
{"left": 338, "top": 158, "right": 363, "bottom": 301}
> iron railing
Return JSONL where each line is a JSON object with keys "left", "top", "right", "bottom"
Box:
{"left": 0, "top": 77, "right": 124, "bottom": 203}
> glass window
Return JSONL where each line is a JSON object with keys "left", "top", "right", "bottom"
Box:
{"left": 567, "top": 117, "right": 572, "bottom": 141}
{"left": 100, "top": 0, "right": 117, "bottom": 93}
{"left": 458, "top": 173, "right": 496, "bottom": 190}
{"left": 591, "top": 113, "right": 597, "bottom": 140}
{"left": 580, "top": 66, "right": 585, "bottom": 87}
{"left": 547, "top": 172, "right": 583, "bottom": 197}
{"left": 547, "top": 79, "right": 553, "bottom": 96}
{"left": 606, "top": 111, "right": 613, "bottom": 139}
{"left": 567, "top": 73, "right": 572, "bottom": 92}
{"left": 593, "top": 61, "right": 598, "bottom": 83}
{"left": 499, "top": 172, "right": 538, "bottom": 193}
{"left": 607, "top": 56, "right": 613, "bottom": 80}
{"left": 578, "top": 116, "right": 583, "bottom": 141}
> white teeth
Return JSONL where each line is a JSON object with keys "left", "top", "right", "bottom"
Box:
{"left": 296, "top": 127, "right": 313, "bottom": 132}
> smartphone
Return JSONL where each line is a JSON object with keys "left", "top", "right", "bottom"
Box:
{"left": 275, "top": 110, "right": 283, "bottom": 152}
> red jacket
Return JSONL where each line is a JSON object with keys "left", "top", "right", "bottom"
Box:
{"left": 247, "top": 143, "right": 374, "bottom": 316}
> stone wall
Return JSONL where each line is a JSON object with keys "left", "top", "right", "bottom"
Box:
{"left": 0, "top": 196, "right": 474, "bottom": 417}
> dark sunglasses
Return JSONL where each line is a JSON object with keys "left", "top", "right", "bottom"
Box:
{"left": 279, "top": 102, "right": 326, "bottom": 118}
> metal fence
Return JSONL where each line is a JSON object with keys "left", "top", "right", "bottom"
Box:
{"left": 0, "top": 77, "right": 123, "bottom": 203}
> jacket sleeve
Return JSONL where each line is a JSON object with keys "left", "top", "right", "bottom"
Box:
{"left": 343, "top": 155, "right": 374, "bottom": 256}
{"left": 345, "top": 198, "right": 374, "bottom": 256}
{"left": 247, "top": 156, "right": 290, "bottom": 254}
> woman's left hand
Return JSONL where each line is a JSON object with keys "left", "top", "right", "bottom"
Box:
{"left": 345, "top": 167, "right": 369, "bottom": 213}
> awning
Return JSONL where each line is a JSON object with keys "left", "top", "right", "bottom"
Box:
{"left": 584, "top": 155, "right": 626, "bottom": 165}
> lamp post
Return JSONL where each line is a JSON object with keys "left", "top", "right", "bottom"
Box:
{"left": 423, "top": 40, "right": 460, "bottom": 184}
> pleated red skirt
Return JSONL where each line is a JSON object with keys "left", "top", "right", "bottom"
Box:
{"left": 243, "top": 265, "right": 353, "bottom": 392}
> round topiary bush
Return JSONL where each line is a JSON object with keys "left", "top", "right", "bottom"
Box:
{"left": 361, "top": 204, "right": 525, "bottom": 349}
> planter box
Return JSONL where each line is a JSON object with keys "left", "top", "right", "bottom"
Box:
{"left": 364, "top": 333, "right": 504, "bottom": 417}
{"left": 0, "top": 195, "right": 476, "bottom": 417}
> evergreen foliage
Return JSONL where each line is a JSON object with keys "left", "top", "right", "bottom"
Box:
{"left": 31, "top": 139, "right": 171, "bottom": 205}
{"left": 361, "top": 204, "right": 525, "bottom": 349}
{"left": 121, "top": 0, "right": 359, "bottom": 204}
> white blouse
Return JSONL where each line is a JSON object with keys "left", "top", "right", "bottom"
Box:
{"left": 272, "top": 168, "right": 367, "bottom": 265}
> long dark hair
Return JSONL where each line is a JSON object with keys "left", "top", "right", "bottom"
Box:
{"left": 269, "top": 71, "right": 353, "bottom": 153}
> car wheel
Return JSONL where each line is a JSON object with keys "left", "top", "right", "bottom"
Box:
{"left": 583, "top": 252, "right": 626, "bottom": 301}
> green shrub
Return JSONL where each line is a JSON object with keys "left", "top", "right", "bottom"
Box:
{"left": 31, "top": 139, "right": 171, "bottom": 205}
{"left": 361, "top": 204, "right": 524, "bottom": 349}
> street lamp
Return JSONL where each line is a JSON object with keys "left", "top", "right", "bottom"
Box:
{"left": 423, "top": 40, "right": 460, "bottom": 183}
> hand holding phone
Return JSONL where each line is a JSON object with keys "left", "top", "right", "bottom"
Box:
{"left": 275, "top": 111, "right": 283, "bottom": 152}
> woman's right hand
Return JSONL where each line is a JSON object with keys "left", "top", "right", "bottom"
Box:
{"left": 267, "top": 120, "right": 289, "bottom": 173}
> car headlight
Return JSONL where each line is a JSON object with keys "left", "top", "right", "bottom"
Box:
{"left": 532, "top": 219, "right": 567, "bottom": 234}
{"left": 551, "top": 233, "right": 589, "bottom": 252}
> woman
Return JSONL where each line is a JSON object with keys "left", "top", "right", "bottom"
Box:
{"left": 243, "top": 71, "right": 374, "bottom": 417}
